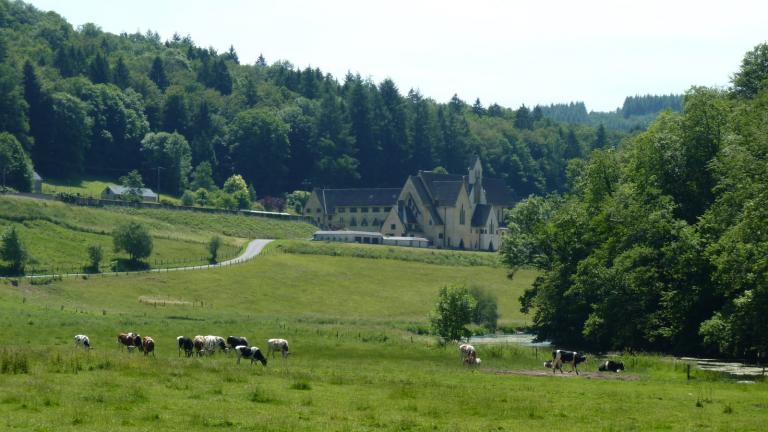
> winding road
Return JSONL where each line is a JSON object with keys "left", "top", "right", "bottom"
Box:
{"left": 2, "top": 239, "right": 274, "bottom": 279}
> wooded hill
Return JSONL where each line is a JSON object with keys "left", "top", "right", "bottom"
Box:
{"left": 502, "top": 43, "right": 768, "bottom": 358}
{"left": 539, "top": 94, "right": 684, "bottom": 131}
{"left": 0, "top": 0, "right": 622, "bottom": 201}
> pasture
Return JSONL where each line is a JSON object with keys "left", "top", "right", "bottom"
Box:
{"left": 0, "top": 252, "right": 766, "bottom": 431}
{"left": 0, "top": 196, "right": 315, "bottom": 274}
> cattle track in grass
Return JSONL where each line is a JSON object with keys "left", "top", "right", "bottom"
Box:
{"left": 489, "top": 369, "right": 641, "bottom": 381}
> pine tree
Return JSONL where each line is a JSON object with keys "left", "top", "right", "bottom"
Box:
{"left": 472, "top": 98, "right": 485, "bottom": 116}
{"left": 88, "top": 52, "right": 110, "bottom": 84}
{"left": 593, "top": 123, "right": 607, "bottom": 149}
{"left": 149, "top": 56, "right": 169, "bottom": 90}
{"left": 114, "top": 56, "right": 130, "bottom": 89}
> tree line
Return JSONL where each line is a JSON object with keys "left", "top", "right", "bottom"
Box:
{"left": 0, "top": 0, "right": 615, "bottom": 203}
{"left": 501, "top": 43, "right": 768, "bottom": 359}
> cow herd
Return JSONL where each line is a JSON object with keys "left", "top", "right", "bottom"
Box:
{"left": 460, "top": 345, "right": 625, "bottom": 375}
{"left": 73, "top": 333, "right": 290, "bottom": 366}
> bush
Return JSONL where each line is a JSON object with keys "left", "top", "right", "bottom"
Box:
{"left": 181, "top": 190, "right": 195, "bottom": 206}
{"left": 0, "top": 226, "right": 28, "bottom": 274}
{"left": 86, "top": 244, "right": 103, "bottom": 272}
{"left": 208, "top": 235, "right": 222, "bottom": 263}
{"left": 429, "top": 284, "right": 476, "bottom": 341}
{"left": 113, "top": 222, "right": 153, "bottom": 262}
{"left": 469, "top": 285, "right": 499, "bottom": 333}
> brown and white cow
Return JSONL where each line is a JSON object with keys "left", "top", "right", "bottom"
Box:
{"left": 142, "top": 336, "right": 155, "bottom": 357}
{"left": 193, "top": 335, "right": 206, "bottom": 356}
{"left": 118, "top": 332, "right": 142, "bottom": 352}
{"left": 459, "top": 344, "right": 481, "bottom": 367}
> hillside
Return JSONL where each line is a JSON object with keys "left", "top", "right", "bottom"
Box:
{"left": 0, "top": 195, "right": 315, "bottom": 273}
{"left": 0, "top": 0, "right": 622, "bottom": 203}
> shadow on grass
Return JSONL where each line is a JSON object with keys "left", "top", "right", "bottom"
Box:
{"left": 110, "top": 259, "right": 150, "bottom": 272}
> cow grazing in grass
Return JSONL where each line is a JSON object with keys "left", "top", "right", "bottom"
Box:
{"left": 177, "top": 336, "right": 194, "bottom": 357}
{"left": 267, "top": 339, "right": 289, "bottom": 359}
{"left": 118, "top": 332, "right": 142, "bottom": 352}
{"left": 193, "top": 335, "right": 205, "bottom": 356}
{"left": 227, "top": 336, "right": 248, "bottom": 352}
{"left": 599, "top": 360, "right": 625, "bottom": 372}
{"left": 550, "top": 350, "right": 587, "bottom": 375}
{"left": 204, "top": 335, "right": 228, "bottom": 355}
{"left": 142, "top": 336, "right": 155, "bottom": 357}
{"left": 74, "top": 335, "right": 91, "bottom": 350}
{"left": 459, "top": 344, "right": 481, "bottom": 367}
{"left": 235, "top": 346, "right": 268, "bottom": 366}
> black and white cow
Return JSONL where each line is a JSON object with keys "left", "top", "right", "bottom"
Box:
{"left": 204, "top": 335, "right": 228, "bottom": 355}
{"left": 549, "top": 350, "right": 587, "bottom": 375}
{"left": 74, "top": 334, "right": 91, "bottom": 350}
{"left": 227, "top": 336, "right": 248, "bottom": 352}
{"left": 598, "top": 360, "right": 625, "bottom": 372}
{"left": 235, "top": 345, "right": 268, "bottom": 366}
{"left": 177, "top": 336, "right": 194, "bottom": 357}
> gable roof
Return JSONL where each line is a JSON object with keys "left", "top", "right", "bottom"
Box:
{"left": 483, "top": 177, "right": 517, "bottom": 206}
{"left": 431, "top": 181, "right": 463, "bottom": 206}
{"left": 317, "top": 188, "right": 399, "bottom": 213}
{"left": 406, "top": 176, "right": 444, "bottom": 225}
{"left": 104, "top": 184, "right": 157, "bottom": 198}
{"left": 471, "top": 204, "right": 493, "bottom": 227}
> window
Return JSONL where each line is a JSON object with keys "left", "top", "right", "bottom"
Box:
{"left": 361, "top": 218, "right": 369, "bottom": 227}
{"left": 354, "top": 236, "right": 362, "bottom": 243}
{"left": 372, "top": 207, "right": 380, "bottom": 212}
{"left": 316, "top": 208, "right": 321, "bottom": 213}
{"left": 350, "top": 217, "right": 357, "bottom": 226}
{"left": 338, "top": 208, "right": 346, "bottom": 213}
{"left": 361, "top": 207, "right": 369, "bottom": 213}
{"left": 384, "top": 207, "right": 392, "bottom": 212}
{"left": 438, "top": 233, "right": 444, "bottom": 239}
{"left": 328, "top": 215, "right": 333, "bottom": 221}
{"left": 338, "top": 217, "right": 344, "bottom": 225}
{"left": 372, "top": 218, "right": 380, "bottom": 226}
{"left": 350, "top": 207, "right": 358, "bottom": 213}
{"left": 429, "top": 219, "right": 432, "bottom": 226}
{"left": 460, "top": 205, "right": 465, "bottom": 225}
{"left": 390, "top": 224, "right": 396, "bottom": 230}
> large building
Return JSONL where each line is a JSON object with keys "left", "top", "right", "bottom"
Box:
{"left": 306, "top": 157, "right": 516, "bottom": 251}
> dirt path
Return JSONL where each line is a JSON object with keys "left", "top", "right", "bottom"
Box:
{"left": 489, "top": 369, "right": 641, "bottom": 381}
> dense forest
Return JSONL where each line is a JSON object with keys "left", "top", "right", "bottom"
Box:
{"left": 539, "top": 94, "right": 683, "bottom": 132}
{"left": 0, "top": 0, "right": 622, "bottom": 205}
{"left": 502, "top": 42, "right": 768, "bottom": 358}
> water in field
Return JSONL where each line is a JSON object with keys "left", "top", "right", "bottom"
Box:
{"left": 469, "top": 333, "right": 551, "bottom": 347}
{"left": 679, "top": 357, "right": 767, "bottom": 377}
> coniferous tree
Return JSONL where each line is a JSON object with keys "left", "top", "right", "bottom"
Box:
{"left": 149, "top": 56, "right": 169, "bottom": 91}
{"left": 88, "top": 52, "right": 110, "bottom": 84}
{"left": 113, "top": 56, "right": 130, "bottom": 89}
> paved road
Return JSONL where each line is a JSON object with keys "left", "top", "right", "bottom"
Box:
{"left": 2, "top": 239, "right": 273, "bottom": 279}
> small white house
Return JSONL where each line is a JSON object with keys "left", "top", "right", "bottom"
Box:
{"left": 101, "top": 184, "right": 159, "bottom": 203}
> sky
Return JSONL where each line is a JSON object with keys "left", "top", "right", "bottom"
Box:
{"left": 25, "top": 0, "right": 768, "bottom": 112}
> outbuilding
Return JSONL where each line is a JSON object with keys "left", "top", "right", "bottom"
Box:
{"left": 101, "top": 184, "right": 159, "bottom": 203}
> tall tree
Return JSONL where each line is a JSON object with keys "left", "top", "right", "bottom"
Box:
{"left": 148, "top": 56, "right": 169, "bottom": 91}
{"left": 88, "top": 52, "right": 111, "bottom": 84}
{"left": 113, "top": 56, "right": 130, "bottom": 89}
{"left": 228, "top": 108, "right": 290, "bottom": 195}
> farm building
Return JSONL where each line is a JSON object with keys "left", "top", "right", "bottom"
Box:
{"left": 313, "top": 230, "right": 385, "bottom": 245}
{"left": 101, "top": 184, "right": 159, "bottom": 203}
{"left": 382, "top": 236, "right": 430, "bottom": 248}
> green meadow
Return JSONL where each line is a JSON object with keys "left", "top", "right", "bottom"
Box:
{"left": 1, "top": 251, "right": 766, "bottom": 431}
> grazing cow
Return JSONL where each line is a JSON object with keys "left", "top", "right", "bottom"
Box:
{"left": 267, "top": 339, "right": 289, "bottom": 359}
{"left": 74, "top": 334, "right": 91, "bottom": 350}
{"left": 204, "top": 335, "right": 228, "bottom": 355}
{"left": 193, "top": 335, "right": 206, "bottom": 356}
{"left": 598, "top": 360, "right": 625, "bottom": 373}
{"left": 550, "top": 350, "right": 587, "bottom": 375}
{"left": 118, "top": 332, "right": 142, "bottom": 352}
{"left": 227, "top": 336, "right": 248, "bottom": 351}
{"left": 235, "top": 345, "right": 268, "bottom": 366}
{"left": 177, "top": 336, "right": 194, "bottom": 357}
{"left": 142, "top": 336, "right": 155, "bottom": 357}
{"left": 459, "top": 344, "right": 481, "bottom": 367}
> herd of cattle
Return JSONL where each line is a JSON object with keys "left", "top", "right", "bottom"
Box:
{"left": 459, "top": 344, "right": 626, "bottom": 374}
{"left": 73, "top": 333, "right": 289, "bottom": 366}
{"left": 75, "top": 334, "right": 624, "bottom": 374}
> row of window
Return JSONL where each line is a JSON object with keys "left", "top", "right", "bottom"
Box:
{"left": 335, "top": 217, "right": 381, "bottom": 227}
{"left": 337, "top": 206, "right": 391, "bottom": 214}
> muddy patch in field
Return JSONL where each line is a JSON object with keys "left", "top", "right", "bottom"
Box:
{"left": 489, "top": 369, "right": 641, "bottom": 381}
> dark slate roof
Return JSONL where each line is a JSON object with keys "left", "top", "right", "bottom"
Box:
{"left": 431, "top": 181, "right": 463, "bottom": 206}
{"left": 418, "top": 171, "right": 465, "bottom": 195}
{"left": 408, "top": 176, "right": 444, "bottom": 225}
{"left": 483, "top": 177, "right": 517, "bottom": 206}
{"left": 104, "top": 184, "right": 157, "bottom": 198}
{"left": 471, "top": 204, "right": 493, "bottom": 227}
{"left": 318, "top": 188, "right": 399, "bottom": 213}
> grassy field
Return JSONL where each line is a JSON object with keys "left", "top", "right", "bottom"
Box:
{"left": 0, "top": 196, "right": 315, "bottom": 274}
{"left": 0, "top": 252, "right": 765, "bottom": 431}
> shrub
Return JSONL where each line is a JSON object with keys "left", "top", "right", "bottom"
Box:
{"left": 86, "top": 244, "right": 102, "bottom": 272}
{"left": 113, "top": 222, "right": 153, "bottom": 262}
{"left": 429, "top": 284, "right": 476, "bottom": 341}
{"left": 180, "top": 190, "right": 195, "bottom": 206}
{"left": 0, "top": 226, "right": 28, "bottom": 274}
{"left": 208, "top": 235, "right": 222, "bottom": 263}
{"left": 469, "top": 285, "right": 499, "bottom": 333}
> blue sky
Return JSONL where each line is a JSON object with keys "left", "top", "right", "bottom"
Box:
{"left": 26, "top": 0, "right": 768, "bottom": 111}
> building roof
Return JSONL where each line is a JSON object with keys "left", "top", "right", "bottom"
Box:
{"left": 314, "top": 230, "right": 384, "bottom": 237}
{"left": 483, "top": 177, "right": 517, "bottom": 206}
{"left": 471, "top": 204, "right": 493, "bottom": 227}
{"left": 384, "top": 236, "right": 429, "bottom": 242}
{"left": 317, "top": 188, "right": 399, "bottom": 214}
{"left": 104, "top": 184, "right": 158, "bottom": 198}
{"left": 431, "top": 181, "right": 463, "bottom": 205}
{"left": 32, "top": 171, "right": 42, "bottom": 181}
{"left": 407, "top": 176, "right": 444, "bottom": 225}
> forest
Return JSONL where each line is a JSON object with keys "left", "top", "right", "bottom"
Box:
{"left": 0, "top": 0, "right": 624, "bottom": 204}
{"left": 502, "top": 42, "right": 768, "bottom": 358}
{"left": 539, "top": 94, "right": 683, "bottom": 131}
